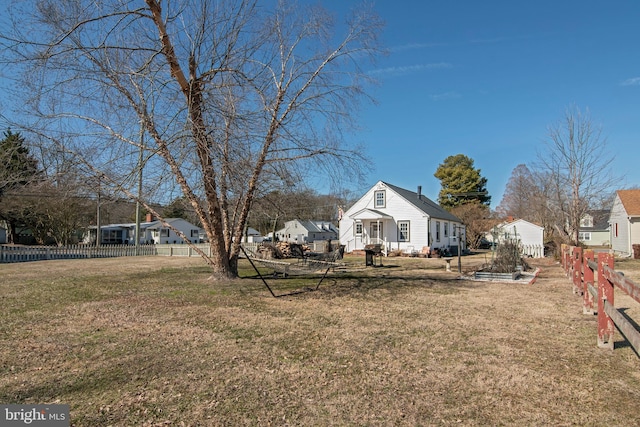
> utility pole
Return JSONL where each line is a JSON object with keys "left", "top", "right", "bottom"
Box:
{"left": 96, "top": 178, "right": 101, "bottom": 247}
{"left": 135, "top": 124, "right": 144, "bottom": 255}
{"left": 456, "top": 225, "right": 463, "bottom": 273}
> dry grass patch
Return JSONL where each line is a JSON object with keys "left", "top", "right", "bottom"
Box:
{"left": 1, "top": 255, "right": 640, "bottom": 425}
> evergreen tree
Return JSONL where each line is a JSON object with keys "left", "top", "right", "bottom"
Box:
{"left": 0, "top": 129, "right": 40, "bottom": 198}
{"left": 0, "top": 129, "right": 42, "bottom": 243}
{"left": 434, "top": 154, "right": 490, "bottom": 209}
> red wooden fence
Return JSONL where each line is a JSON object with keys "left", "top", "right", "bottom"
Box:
{"left": 562, "top": 244, "right": 640, "bottom": 353}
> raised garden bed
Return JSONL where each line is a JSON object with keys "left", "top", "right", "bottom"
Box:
{"left": 474, "top": 271, "right": 521, "bottom": 280}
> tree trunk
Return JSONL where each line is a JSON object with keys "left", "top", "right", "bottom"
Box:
{"left": 8, "top": 222, "right": 18, "bottom": 244}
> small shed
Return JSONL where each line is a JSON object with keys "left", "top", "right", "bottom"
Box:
{"left": 493, "top": 219, "right": 544, "bottom": 258}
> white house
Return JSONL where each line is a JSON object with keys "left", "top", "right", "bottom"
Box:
{"left": 339, "top": 181, "right": 464, "bottom": 255}
{"left": 578, "top": 210, "right": 610, "bottom": 247}
{"left": 610, "top": 189, "right": 640, "bottom": 257}
{"left": 490, "top": 218, "right": 544, "bottom": 258}
{"left": 275, "top": 219, "right": 338, "bottom": 243}
{"left": 242, "top": 227, "right": 263, "bottom": 243}
{"left": 85, "top": 218, "right": 203, "bottom": 245}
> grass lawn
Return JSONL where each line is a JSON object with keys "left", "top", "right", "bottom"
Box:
{"left": 1, "top": 254, "right": 640, "bottom": 426}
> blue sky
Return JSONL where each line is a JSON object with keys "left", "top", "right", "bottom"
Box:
{"left": 2, "top": 1, "right": 638, "bottom": 210}
{"left": 343, "top": 1, "right": 640, "bottom": 208}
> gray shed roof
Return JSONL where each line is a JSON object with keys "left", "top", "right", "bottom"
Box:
{"left": 382, "top": 182, "right": 462, "bottom": 223}
{"left": 297, "top": 220, "right": 338, "bottom": 233}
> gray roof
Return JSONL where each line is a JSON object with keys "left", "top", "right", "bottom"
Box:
{"left": 296, "top": 220, "right": 338, "bottom": 233}
{"left": 581, "top": 209, "right": 610, "bottom": 231}
{"left": 382, "top": 182, "right": 462, "bottom": 223}
{"left": 145, "top": 218, "right": 195, "bottom": 230}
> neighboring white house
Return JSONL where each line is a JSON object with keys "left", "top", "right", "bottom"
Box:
{"left": 242, "top": 227, "right": 263, "bottom": 243}
{"left": 339, "top": 181, "right": 464, "bottom": 255}
{"left": 84, "top": 218, "right": 203, "bottom": 245}
{"left": 490, "top": 218, "right": 544, "bottom": 258}
{"left": 578, "top": 210, "right": 610, "bottom": 247}
{"left": 275, "top": 219, "right": 338, "bottom": 243}
{"left": 610, "top": 189, "right": 640, "bottom": 257}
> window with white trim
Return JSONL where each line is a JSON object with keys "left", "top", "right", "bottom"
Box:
{"left": 435, "top": 221, "right": 440, "bottom": 242}
{"left": 398, "top": 221, "right": 410, "bottom": 242}
{"left": 579, "top": 232, "right": 591, "bottom": 241}
{"left": 444, "top": 223, "right": 449, "bottom": 238}
{"left": 355, "top": 222, "right": 363, "bottom": 236}
{"left": 580, "top": 215, "right": 593, "bottom": 227}
{"left": 160, "top": 229, "right": 169, "bottom": 237}
{"left": 374, "top": 190, "right": 386, "bottom": 208}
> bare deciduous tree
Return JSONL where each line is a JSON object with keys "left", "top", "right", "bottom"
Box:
{"left": 1, "top": 0, "right": 382, "bottom": 278}
{"left": 536, "top": 106, "right": 616, "bottom": 246}
{"left": 496, "top": 164, "right": 536, "bottom": 220}
{"left": 450, "top": 202, "right": 499, "bottom": 250}
{"left": 496, "top": 164, "right": 555, "bottom": 239}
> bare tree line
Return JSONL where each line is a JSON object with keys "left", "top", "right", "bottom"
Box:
{"left": 0, "top": 0, "right": 383, "bottom": 278}
{"left": 497, "top": 106, "right": 618, "bottom": 248}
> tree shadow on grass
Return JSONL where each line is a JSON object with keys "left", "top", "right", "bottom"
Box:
{"left": 239, "top": 266, "right": 483, "bottom": 299}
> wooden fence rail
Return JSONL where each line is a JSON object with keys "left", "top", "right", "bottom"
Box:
{"left": 562, "top": 244, "right": 640, "bottom": 353}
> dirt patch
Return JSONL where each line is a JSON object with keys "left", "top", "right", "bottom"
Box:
{"left": 1, "top": 255, "right": 640, "bottom": 425}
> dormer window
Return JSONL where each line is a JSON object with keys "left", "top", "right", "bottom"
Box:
{"left": 375, "top": 190, "right": 386, "bottom": 208}
{"left": 580, "top": 215, "right": 593, "bottom": 228}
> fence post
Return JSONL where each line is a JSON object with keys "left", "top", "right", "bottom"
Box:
{"left": 583, "top": 249, "right": 595, "bottom": 314}
{"left": 597, "top": 252, "right": 615, "bottom": 349}
{"left": 572, "top": 246, "right": 583, "bottom": 295}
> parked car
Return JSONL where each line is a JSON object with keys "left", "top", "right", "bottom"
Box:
{"left": 477, "top": 238, "right": 493, "bottom": 249}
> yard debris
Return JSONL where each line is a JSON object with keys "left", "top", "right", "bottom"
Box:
{"left": 255, "top": 242, "right": 309, "bottom": 259}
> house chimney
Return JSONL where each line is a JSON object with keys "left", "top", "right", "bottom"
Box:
{"left": 417, "top": 186, "right": 422, "bottom": 198}
{"left": 146, "top": 213, "right": 153, "bottom": 222}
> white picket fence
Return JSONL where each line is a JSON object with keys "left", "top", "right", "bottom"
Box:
{"left": 0, "top": 242, "right": 328, "bottom": 263}
{"left": 0, "top": 244, "right": 157, "bottom": 263}
{"left": 522, "top": 244, "right": 545, "bottom": 258}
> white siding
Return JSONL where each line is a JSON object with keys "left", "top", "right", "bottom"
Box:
{"left": 584, "top": 230, "right": 610, "bottom": 247}
{"left": 153, "top": 218, "right": 202, "bottom": 245}
{"left": 610, "top": 195, "right": 631, "bottom": 255}
{"left": 497, "top": 219, "right": 544, "bottom": 258}
{"left": 498, "top": 220, "right": 542, "bottom": 246}
{"left": 631, "top": 218, "right": 640, "bottom": 255}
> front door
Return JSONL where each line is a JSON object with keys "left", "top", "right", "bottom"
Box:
{"left": 370, "top": 222, "right": 383, "bottom": 243}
